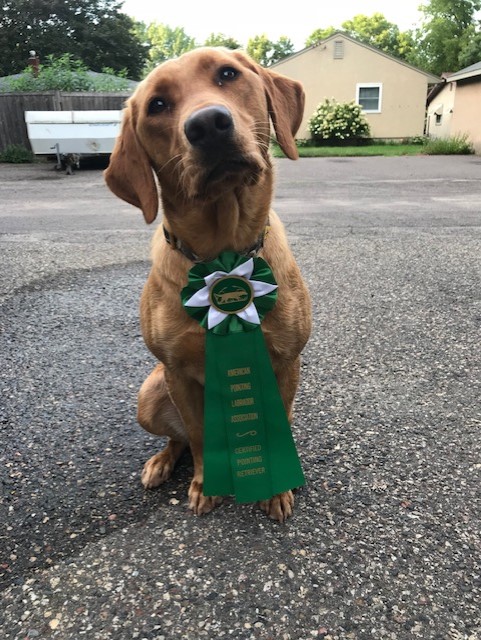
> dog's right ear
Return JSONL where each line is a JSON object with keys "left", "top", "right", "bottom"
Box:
{"left": 104, "top": 106, "right": 159, "bottom": 224}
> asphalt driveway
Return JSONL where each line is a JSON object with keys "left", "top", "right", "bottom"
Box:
{"left": 1, "top": 156, "right": 480, "bottom": 639}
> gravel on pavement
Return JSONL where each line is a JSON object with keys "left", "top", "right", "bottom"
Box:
{"left": 0, "top": 156, "right": 480, "bottom": 639}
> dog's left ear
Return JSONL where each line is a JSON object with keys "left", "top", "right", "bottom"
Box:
{"left": 260, "top": 67, "right": 305, "bottom": 160}
{"left": 232, "top": 51, "right": 305, "bottom": 160}
{"left": 104, "top": 104, "right": 159, "bottom": 224}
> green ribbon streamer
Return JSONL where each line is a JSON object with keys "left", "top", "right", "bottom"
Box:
{"left": 181, "top": 251, "right": 305, "bottom": 503}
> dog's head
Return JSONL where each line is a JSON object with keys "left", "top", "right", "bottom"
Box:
{"left": 104, "top": 47, "right": 305, "bottom": 223}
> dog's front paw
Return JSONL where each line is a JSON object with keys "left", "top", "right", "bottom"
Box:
{"left": 141, "top": 451, "right": 176, "bottom": 489}
{"left": 259, "top": 490, "right": 294, "bottom": 523}
{"left": 188, "top": 479, "right": 222, "bottom": 516}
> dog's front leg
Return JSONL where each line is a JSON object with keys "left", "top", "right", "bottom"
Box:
{"left": 165, "top": 369, "right": 223, "bottom": 516}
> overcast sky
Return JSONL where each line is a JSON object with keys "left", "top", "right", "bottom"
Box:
{"left": 120, "top": 0, "right": 425, "bottom": 50}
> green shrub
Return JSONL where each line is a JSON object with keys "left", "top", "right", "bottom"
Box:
{"left": 308, "top": 98, "right": 370, "bottom": 145}
{"left": 423, "top": 134, "right": 474, "bottom": 155}
{"left": 0, "top": 144, "right": 34, "bottom": 163}
{"left": 0, "top": 54, "right": 131, "bottom": 93}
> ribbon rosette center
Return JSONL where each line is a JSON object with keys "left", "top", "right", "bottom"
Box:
{"left": 183, "top": 255, "right": 278, "bottom": 332}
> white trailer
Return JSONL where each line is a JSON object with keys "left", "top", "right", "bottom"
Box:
{"left": 25, "top": 110, "right": 122, "bottom": 168}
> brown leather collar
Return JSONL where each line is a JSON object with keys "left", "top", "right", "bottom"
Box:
{"left": 163, "top": 223, "right": 270, "bottom": 263}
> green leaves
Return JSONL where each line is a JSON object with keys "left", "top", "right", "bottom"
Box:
{"left": 0, "top": 0, "right": 146, "bottom": 79}
{"left": 342, "top": 13, "right": 413, "bottom": 59}
{"left": 305, "top": 14, "right": 415, "bottom": 62}
{"left": 0, "top": 54, "right": 131, "bottom": 92}
{"left": 246, "top": 35, "right": 294, "bottom": 66}
{"left": 144, "top": 23, "right": 196, "bottom": 71}
{"left": 204, "top": 33, "right": 241, "bottom": 50}
{"left": 411, "top": 0, "right": 481, "bottom": 74}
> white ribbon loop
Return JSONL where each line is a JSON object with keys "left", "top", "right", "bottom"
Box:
{"left": 184, "top": 259, "right": 278, "bottom": 330}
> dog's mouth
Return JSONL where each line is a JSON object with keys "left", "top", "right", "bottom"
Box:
{"left": 205, "top": 155, "right": 261, "bottom": 184}
{"left": 178, "top": 144, "right": 267, "bottom": 200}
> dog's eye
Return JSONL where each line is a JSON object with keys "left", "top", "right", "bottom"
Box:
{"left": 148, "top": 97, "right": 169, "bottom": 115}
{"left": 218, "top": 66, "right": 239, "bottom": 83}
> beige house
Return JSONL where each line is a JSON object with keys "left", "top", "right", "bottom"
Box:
{"left": 426, "top": 62, "right": 481, "bottom": 152}
{"left": 272, "top": 33, "right": 440, "bottom": 140}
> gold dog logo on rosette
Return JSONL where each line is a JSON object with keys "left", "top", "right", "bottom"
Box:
{"left": 210, "top": 276, "right": 254, "bottom": 314}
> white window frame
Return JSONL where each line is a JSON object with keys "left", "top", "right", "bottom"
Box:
{"left": 356, "top": 83, "right": 383, "bottom": 114}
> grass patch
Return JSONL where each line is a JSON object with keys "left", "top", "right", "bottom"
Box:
{"left": 271, "top": 142, "right": 422, "bottom": 158}
{"left": 272, "top": 136, "right": 475, "bottom": 158}
{"left": 423, "top": 134, "right": 474, "bottom": 155}
{"left": 0, "top": 144, "right": 35, "bottom": 163}
{"left": 298, "top": 144, "right": 422, "bottom": 157}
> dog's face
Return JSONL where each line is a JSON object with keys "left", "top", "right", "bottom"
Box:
{"left": 105, "top": 48, "right": 305, "bottom": 223}
{"left": 136, "top": 48, "right": 272, "bottom": 200}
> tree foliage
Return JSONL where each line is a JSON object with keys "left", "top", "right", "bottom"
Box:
{"left": 204, "top": 33, "right": 241, "bottom": 49}
{"left": 305, "top": 5, "right": 481, "bottom": 73}
{"left": 420, "top": 0, "right": 481, "bottom": 28}
{"left": 246, "top": 34, "right": 294, "bottom": 66}
{"left": 306, "top": 13, "right": 415, "bottom": 61}
{"left": 2, "top": 1, "right": 481, "bottom": 83}
{"left": 457, "top": 27, "right": 481, "bottom": 68}
{"left": 144, "top": 23, "right": 196, "bottom": 70}
{"left": 0, "top": 0, "right": 146, "bottom": 78}
{"left": 305, "top": 27, "right": 337, "bottom": 47}
{"left": 0, "top": 54, "right": 131, "bottom": 92}
{"left": 270, "top": 36, "right": 295, "bottom": 64}
{"left": 342, "top": 13, "right": 415, "bottom": 60}
{"left": 411, "top": 0, "right": 481, "bottom": 74}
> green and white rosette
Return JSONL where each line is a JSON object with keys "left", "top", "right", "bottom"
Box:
{"left": 181, "top": 251, "right": 305, "bottom": 503}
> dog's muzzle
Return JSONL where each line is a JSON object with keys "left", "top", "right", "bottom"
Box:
{"left": 182, "top": 104, "right": 264, "bottom": 193}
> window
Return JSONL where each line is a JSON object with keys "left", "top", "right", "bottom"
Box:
{"left": 356, "top": 83, "right": 382, "bottom": 113}
{"left": 433, "top": 104, "right": 443, "bottom": 125}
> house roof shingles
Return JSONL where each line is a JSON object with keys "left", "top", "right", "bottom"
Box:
{"left": 445, "top": 61, "right": 481, "bottom": 82}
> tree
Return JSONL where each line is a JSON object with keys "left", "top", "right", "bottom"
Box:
{"left": 458, "top": 26, "right": 481, "bottom": 68}
{"left": 341, "top": 13, "right": 415, "bottom": 60}
{"left": 269, "top": 36, "right": 295, "bottom": 63}
{"left": 420, "top": 0, "right": 481, "bottom": 27}
{"left": 412, "top": 0, "right": 481, "bottom": 74}
{"left": 246, "top": 34, "right": 272, "bottom": 66}
{"left": 145, "top": 23, "right": 196, "bottom": 70}
{"left": 305, "top": 27, "right": 337, "bottom": 47}
{"left": 305, "top": 14, "right": 415, "bottom": 61}
{"left": 0, "top": 0, "right": 146, "bottom": 78}
{"left": 246, "top": 34, "right": 294, "bottom": 66}
{"left": 78, "top": 12, "right": 147, "bottom": 78}
{"left": 204, "top": 33, "right": 241, "bottom": 49}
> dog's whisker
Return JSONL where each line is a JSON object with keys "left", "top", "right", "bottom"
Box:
{"left": 158, "top": 153, "right": 183, "bottom": 174}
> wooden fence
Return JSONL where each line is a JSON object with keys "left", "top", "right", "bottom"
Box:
{"left": 0, "top": 91, "right": 132, "bottom": 152}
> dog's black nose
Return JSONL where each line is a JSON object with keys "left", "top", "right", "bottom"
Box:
{"left": 184, "top": 105, "right": 234, "bottom": 150}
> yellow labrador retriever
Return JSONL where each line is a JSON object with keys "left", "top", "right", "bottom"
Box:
{"left": 104, "top": 47, "right": 311, "bottom": 522}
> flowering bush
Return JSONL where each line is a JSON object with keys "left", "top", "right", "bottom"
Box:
{"left": 308, "top": 99, "right": 370, "bottom": 144}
